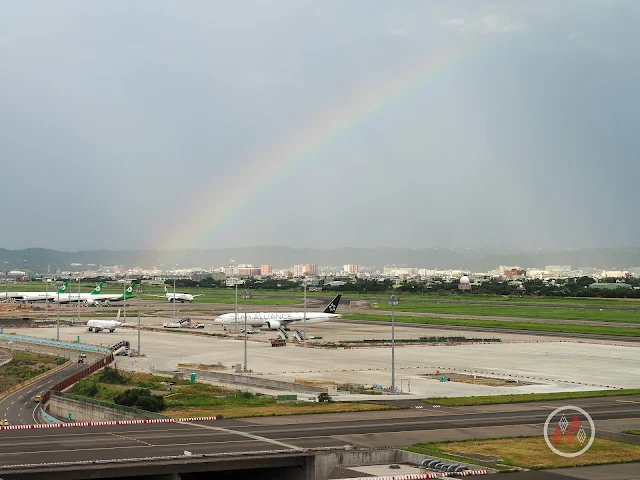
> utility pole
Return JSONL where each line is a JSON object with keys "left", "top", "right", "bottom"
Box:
{"left": 173, "top": 279, "right": 176, "bottom": 323}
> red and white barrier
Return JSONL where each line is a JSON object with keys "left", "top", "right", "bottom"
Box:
{"left": 0, "top": 416, "right": 218, "bottom": 430}
{"left": 341, "top": 471, "right": 489, "bottom": 480}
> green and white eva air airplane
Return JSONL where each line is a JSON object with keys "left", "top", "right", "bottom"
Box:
{"left": 2, "top": 281, "right": 68, "bottom": 303}
{"left": 54, "top": 281, "right": 136, "bottom": 306}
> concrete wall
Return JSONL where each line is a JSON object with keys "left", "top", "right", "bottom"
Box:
{"left": 48, "top": 394, "right": 147, "bottom": 423}
{"left": 176, "top": 368, "right": 328, "bottom": 395}
{"left": 312, "top": 449, "right": 491, "bottom": 480}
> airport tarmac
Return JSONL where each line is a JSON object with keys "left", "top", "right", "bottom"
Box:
{"left": 4, "top": 322, "right": 638, "bottom": 399}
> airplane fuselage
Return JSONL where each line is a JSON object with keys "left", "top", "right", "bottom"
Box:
{"left": 86, "top": 320, "right": 122, "bottom": 332}
{"left": 166, "top": 293, "right": 195, "bottom": 303}
{"left": 215, "top": 311, "right": 340, "bottom": 329}
{"left": 2, "top": 292, "right": 57, "bottom": 302}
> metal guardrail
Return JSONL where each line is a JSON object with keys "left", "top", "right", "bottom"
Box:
{"left": 38, "top": 405, "right": 63, "bottom": 424}
{"left": 0, "top": 334, "right": 111, "bottom": 354}
{"left": 51, "top": 391, "right": 169, "bottom": 419}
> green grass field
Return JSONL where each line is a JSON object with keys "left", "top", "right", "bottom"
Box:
{"left": 68, "top": 368, "right": 399, "bottom": 418}
{"left": 386, "top": 302, "right": 640, "bottom": 323}
{"left": 341, "top": 313, "right": 640, "bottom": 336}
{"left": 407, "top": 436, "right": 640, "bottom": 470}
{"left": 422, "top": 389, "right": 640, "bottom": 406}
{"left": 6, "top": 283, "right": 640, "bottom": 305}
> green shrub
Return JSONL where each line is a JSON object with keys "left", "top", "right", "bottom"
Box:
{"left": 114, "top": 388, "right": 165, "bottom": 412}
{"left": 98, "top": 367, "right": 129, "bottom": 385}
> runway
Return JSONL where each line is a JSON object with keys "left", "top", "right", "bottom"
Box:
{"left": 0, "top": 396, "right": 637, "bottom": 468}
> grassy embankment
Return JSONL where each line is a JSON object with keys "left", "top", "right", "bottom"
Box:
{"left": 341, "top": 313, "right": 640, "bottom": 337}
{"left": 421, "top": 389, "right": 640, "bottom": 406}
{"left": 0, "top": 352, "right": 67, "bottom": 392}
{"left": 407, "top": 436, "right": 640, "bottom": 470}
{"left": 68, "top": 367, "right": 399, "bottom": 418}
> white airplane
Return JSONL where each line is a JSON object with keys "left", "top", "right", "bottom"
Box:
{"left": 55, "top": 281, "right": 137, "bottom": 306}
{"left": 2, "top": 281, "right": 68, "bottom": 303}
{"left": 154, "top": 285, "right": 204, "bottom": 303}
{"left": 53, "top": 282, "right": 103, "bottom": 304}
{"left": 214, "top": 295, "right": 342, "bottom": 330}
{"left": 86, "top": 309, "right": 123, "bottom": 333}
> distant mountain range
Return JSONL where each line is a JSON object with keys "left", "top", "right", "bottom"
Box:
{"left": 2, "top": 247, "right": 640, "bottom": 273}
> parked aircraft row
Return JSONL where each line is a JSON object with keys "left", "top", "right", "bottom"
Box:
{"left": 84, "top": 294, "right": 343, "bottom": 334}
{"left": 1, "top": 281, "right": 136, "bottom": 305}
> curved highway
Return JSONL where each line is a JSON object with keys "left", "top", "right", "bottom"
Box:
{"left": 0, "top": 357, "right": 93, "bottom": 426}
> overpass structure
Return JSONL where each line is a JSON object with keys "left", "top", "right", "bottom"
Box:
{"left": 0, "top": 397, "right": 637, "bottom": 479}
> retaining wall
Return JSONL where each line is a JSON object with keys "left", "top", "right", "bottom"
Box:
{"left": 48, "top": 393, "right": 154, "bottom": 423}
{"left": 175, "top": 368, "right": 328, "bottom": 395}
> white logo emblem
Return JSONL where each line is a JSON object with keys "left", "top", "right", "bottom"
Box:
{"left": 328, "top": 303, "right": 336, "bottom": 312}
{"left": 60, "top": 285, "right": 66, "bottom": 291}
{"left": 127, "top": 286, "right": 133, "bottom": 293}
{"left": 95, "top": 285, "right": 101, "bottom": 292}
{"left": 544, "top": 406, "right": 595, "bottom": 458}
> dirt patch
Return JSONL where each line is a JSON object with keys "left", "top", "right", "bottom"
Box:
{"left": 421, "top": 373, "right": 534, "bottom": 387}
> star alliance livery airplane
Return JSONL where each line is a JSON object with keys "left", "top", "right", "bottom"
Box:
{"left": 214, "top": 295, "right": 341, "bottom": 330}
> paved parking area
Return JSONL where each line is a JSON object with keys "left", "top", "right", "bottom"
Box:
{"left": 5, "top": 322, "right": 639, "bottom": 399}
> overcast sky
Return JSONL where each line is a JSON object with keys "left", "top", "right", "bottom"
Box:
{"left": 2, "top": 0, "right": 638, "bottom": 251}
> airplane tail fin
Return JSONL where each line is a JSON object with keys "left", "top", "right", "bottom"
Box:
{"left": 57, "top": 281, "right": 69, "bottom": 294}
{"left": 323, "top": 294, "right": 342, "bottom": 314}
{"left": 164, "top": 285, "right": 168, "bottom": 294}
{"left": 116, "top": 309, "right": 121, "bottom": 322}
{"left": 90, "top": 282, "right": 103, "bottom": 295}
{"left": 124, "top": 281, "right": 136, "bottom": 298}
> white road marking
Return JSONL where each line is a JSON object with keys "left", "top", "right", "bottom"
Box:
{"left": 177, "top": 421, "right": 301, "bottom": 450}
{"left": 32, "top": 404, "right": 39, "bottom": 424}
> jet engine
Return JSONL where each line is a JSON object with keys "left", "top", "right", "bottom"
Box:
{"left": 266, "top": 321, "right": 281, "bottom": 330}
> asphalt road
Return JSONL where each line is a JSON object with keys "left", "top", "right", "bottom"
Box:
{"left": 0, "top": 396, "right": 637, "bottom": 468}
{"left": 0, "top": 360, "right": 90, "bottom": 426}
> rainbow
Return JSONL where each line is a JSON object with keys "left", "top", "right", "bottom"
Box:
{"left": 162, "top": 45, "right": 470, "bottom": 251}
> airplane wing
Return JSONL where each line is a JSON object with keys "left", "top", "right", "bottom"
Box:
{"left": 192, "top": 294, "right": 205, "bottom": 297}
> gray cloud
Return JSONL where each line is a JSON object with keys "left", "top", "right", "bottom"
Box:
{"left": 1, "top": 0, "right": 638, "bottom": 251}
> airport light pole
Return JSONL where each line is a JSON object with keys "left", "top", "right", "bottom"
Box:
{"left": 303, "top": 282, "right": 307, "bottom": 341}
{"left": 123, "top": 282, "right": 127, "bottom": 324}
{"left": 173, "top": 279, "right": 176, "bottom": 323}
{"left": 56, "top": 283, "right": 60, "bottom": 341}
{"left": 45, "top": 277, "right": 48, "bottom": 322}
{"left": 242, "top": 289, "right": 249, "bottom": 371}
{"left": 137, "top": 284, "right": 142, "bottom": 356}
{"left": 389, "top": 295, "right": 399, "bottom": 393}
{"left": 76, "top": 278, "right": 80, "bottom": 326}
{"left": 234, "top": 281, "right": 238, "bottom": 334}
